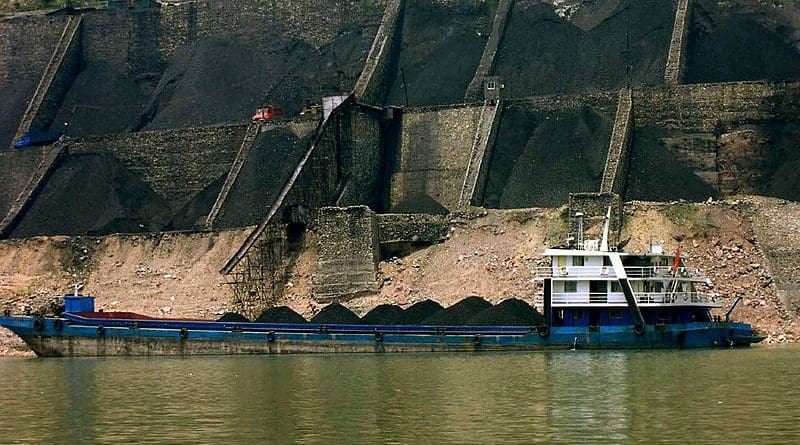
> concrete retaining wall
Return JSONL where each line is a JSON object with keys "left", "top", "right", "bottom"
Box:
{"left": 389, "top": 105, "right": 484, "bottom": 212}
{"left": 68, "top": 124, "right": 246, "bottom": 206}
{"left": 353, "top": 0, "right": 405, "bottom": 105}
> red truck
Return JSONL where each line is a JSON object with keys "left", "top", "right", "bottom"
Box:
{"left": 251, "top": 105, "right": 285, "bottom": 122}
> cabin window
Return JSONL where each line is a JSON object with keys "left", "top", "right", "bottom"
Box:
{"left": 564, "top": 281, "right": 577, "bottom": 293}
{"left": 572, "top": 256, "right": 585, "bottom": 266}
{"left": 610, "top": 281, "right": 622, "bottom": 293}
{"left": 557, "top": 256, "right": 567, "bottom": 267}
{"left": 609, "top": 309, "right": 625, "bottom": 319}
{"left": 486, "top": 81, "right": 497, "bottom": 90}
{"left": 603, "top": 256, "right": 612, "bottom": 266}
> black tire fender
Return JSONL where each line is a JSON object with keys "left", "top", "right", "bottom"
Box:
{"left": 33, "top": 317, "right": 44, "bottom": 332}
{"left": 97, "top": 325, "right": 105, "bottom": 336}
{"left": 179, "top": 328, "right": 189, "bottom": 339}
{"left": 375, "top": 331, "right": 384, "bottom": 343}
{"left": 634, "top": 323, "right": 645, "bottom": 336}
{"left": 537, "top": 324, "right": 550, "bottom": 338}
{"left": 267, "top": 331, "right": 276, "bottom": 343}
{"left": 53, "top": 319, "right": 64, "bottom": 331}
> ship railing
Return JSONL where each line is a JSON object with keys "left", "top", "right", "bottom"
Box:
{"left": 534, "top": 266, "right": 705, "bottom": 279}
{"left": 551, "top": 292, "right": 718, "bottom": 305}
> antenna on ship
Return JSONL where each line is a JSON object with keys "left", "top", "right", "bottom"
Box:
{"left": 600, "top": 206, "right": 612, "bottom": 252}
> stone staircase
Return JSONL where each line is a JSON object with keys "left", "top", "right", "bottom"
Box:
{"left": 458, "top": 100, "right": 500, "bottom": 209}
{"left": 204, "top": 122, "right": 260, "bottom": 229}
{"left": 10, "top": 16, "right": 82, "bottom": 148}
{"left": 464, "top": 0, "right": 513, "bottom": 101}
{"left": 0, "top": 144, "right": 66, "bottom": 238}
{"left": 665, "top": 0, "right": 693, "bottom": 85}
{"left": 600, "top": 89, "right": 632, "bottom": 194}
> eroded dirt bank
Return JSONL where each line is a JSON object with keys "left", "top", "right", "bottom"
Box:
{"left": 2, "top": 199, "right": 797, "bottom": 355}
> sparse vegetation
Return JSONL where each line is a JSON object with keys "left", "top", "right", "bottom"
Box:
{"left": 664, "top": 203, "right": 718, "bottom": 238}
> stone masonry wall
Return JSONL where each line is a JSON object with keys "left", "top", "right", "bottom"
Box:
{"left": 68, "top": 124, "right": 246, "bottom": 207}
{"left": 389, "top": 105, "right": 483, "bottom": 212}
{"left": 664, "top": 0, "right": 693, "bottom": 85}
{"left": 0, "top": 15, "right": 67, "bottom": 148}
{"left": 313, "top": 206, "right": 380, "bottom": 302}
{"left": 354, "top": 0, "right": 405, "bottom": 104}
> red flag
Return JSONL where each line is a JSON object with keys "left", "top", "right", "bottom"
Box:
{"left": 672, "top": 245, "right": 681, "bottom": 272}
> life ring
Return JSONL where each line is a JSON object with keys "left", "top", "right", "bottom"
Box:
{"left": 634, "top": 323, "right": 645, "bottom": 336}
{"left": 537, "top": 324, "right": 550, "bottom": 338}
{"left": 33, "top": 317, "right": 44, "bottom": 332}
{"left": 53, "top": 319, "right": 64, "bottom": 331}
{"left": 97, "top": 326, "right": 105, "bottom": 336}
{"left": 179, "top": 328, "right": 189, "bottom": 339}
{"left": 267, "top": 331, "right": 276, "bottom": 343}
{"left": 375, "top": 332, "right": 384, "bottom": 343}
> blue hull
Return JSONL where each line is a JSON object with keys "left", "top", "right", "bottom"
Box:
{"left": 0, "top": 314, "right": 762, "bottom": 357}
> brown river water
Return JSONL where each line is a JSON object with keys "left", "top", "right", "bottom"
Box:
{"left": 0, "top": 346, "right": 799, "bottom": 444}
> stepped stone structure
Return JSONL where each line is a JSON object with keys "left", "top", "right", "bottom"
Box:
{"left": 10, "top": 15, "right": 82, "bottom": 148}
{"left": 600, "top": 89, "right": 633, "bottom": 195}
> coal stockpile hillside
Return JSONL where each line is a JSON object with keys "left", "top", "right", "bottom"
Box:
{"left": 255, "top": 306, "right": 308, "bottom": 324}
{"left": 217, "top": 312, "right": 251, "bottom": 323}
{"left": 483, "top": 105, "right": 612, "bottom": 208}
{"left": 360, "top": 304, "right": 406, "bottom": 325}
{"left": 402, "top": 300, "right": 444, "bottom": 324}
{"left": 385, "top": 0, "right": 492, "bottom": 106}
{"left": 626, "top": 127, "right": 717, "bottom": 202}
{"left": 10, "top": 153, "right": 171, "bottom": 238}
{"left": 422, "top": 296, "right": 492, "bottom": 326}
{"left": 142, "top": 29, "right": 372, "bottom": 130}
{"left": 165, "top": 174, "right": 225, "bottom": 231}
{"left": 685, "top": 1, "right": 800, "bottom": 84}
{"left": 757, "top": 123, "right": 800, "bottom": 201}
{"left": 494, "top": 0, "right": 673, "bottom": 98}
{"left": 466, "top": 298, "right": 546, "bottom": 326}
{"left": 310, "top": 303, "right": 361, "bottom": 325}
{"left": 49, "top": 63, "right": 151, "bottom": 138}
{"left": 214, "top": 127, "right": 310, "bottom": 228}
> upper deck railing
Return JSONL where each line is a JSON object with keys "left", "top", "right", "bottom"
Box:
{"left": 534, "top": 266, "right": 706, "bottom": 280}
{"left": 551, "top": 292, "right": 719, "bottom": 306}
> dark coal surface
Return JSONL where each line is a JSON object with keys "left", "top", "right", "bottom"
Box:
{"left": 625, "top": 127, "right": 717, "bottom": 202}
{"left": 360, "top": 304, "right": 406, "bottom": 325}
{"left": 166, "top": 173, "right": 225, "bottom": 231}
{"left": 49, "top": 63, "right": 151, "bottom": 138}
{"left": 389, "top": 193, "right": 450, "bottom": 214}
{"left": 10, "top": 153, "right": 171, "bottom": 237}
{"left": 0, "top": 77, "right": 38, "bottom": 148}
{"left": 255, "top": 306, "right": 308, "bottom": 324}
{"left": 758, "top": 123, "right": 800, "bottom": 201}
{"left": 421, "top": 296, "right": 493, "bottom": 326}
{"left": 310, "top": 303, "right": 361, "bottom": 325}
{"left": 494, "top": 0, "right": 674, "bottom": 98}
{"left": 685, "top": 1, "right": 800, "bottom": 84}
{"left": 217, "top": 312, "right": 251, "bottom": 323}
{"left": 402, "top": 300, "right": 444, "bottom": 324}
{"left": 143, "top": 29, "right": 372, "bottom": 130}
{"left": 483, "top": 105, "right": 612, "bottom": 208}
{"left": 386, "top": 0, "right": 491, "bottom": 106}
{"left": 466, "top": 298, "right": 546, "bottom": 326}
{"left": 214, "top": 127, "right": 309, "bottom": 228}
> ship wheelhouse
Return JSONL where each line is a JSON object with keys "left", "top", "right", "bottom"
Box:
{"left": 535, "top": 243, "right": 720, "bottom": 328}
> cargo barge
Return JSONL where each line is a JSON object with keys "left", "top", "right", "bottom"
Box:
{"left": 0, "top": 218, "right": 764, "bottom": 356}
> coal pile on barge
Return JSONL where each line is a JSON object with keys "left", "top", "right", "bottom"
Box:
{"left": 310, "top": 303, "right": 361, "bottom": 325}
{"left": 255, "top": 307, "right": 307, "bottom": 324}
{"left": 217, "top": 312, "right": 251, "bottom": 323}
{"left": 421, "top": 296, "right": 493, "bottom": 326}
{"left": 360, "top": 304, "right": 407, "bottom": 325}
{"left": 466, "top": 299, "right": 546, "bottom": 326}
{"left": 402, "top": 300, "right": 444, "bottom": 325}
